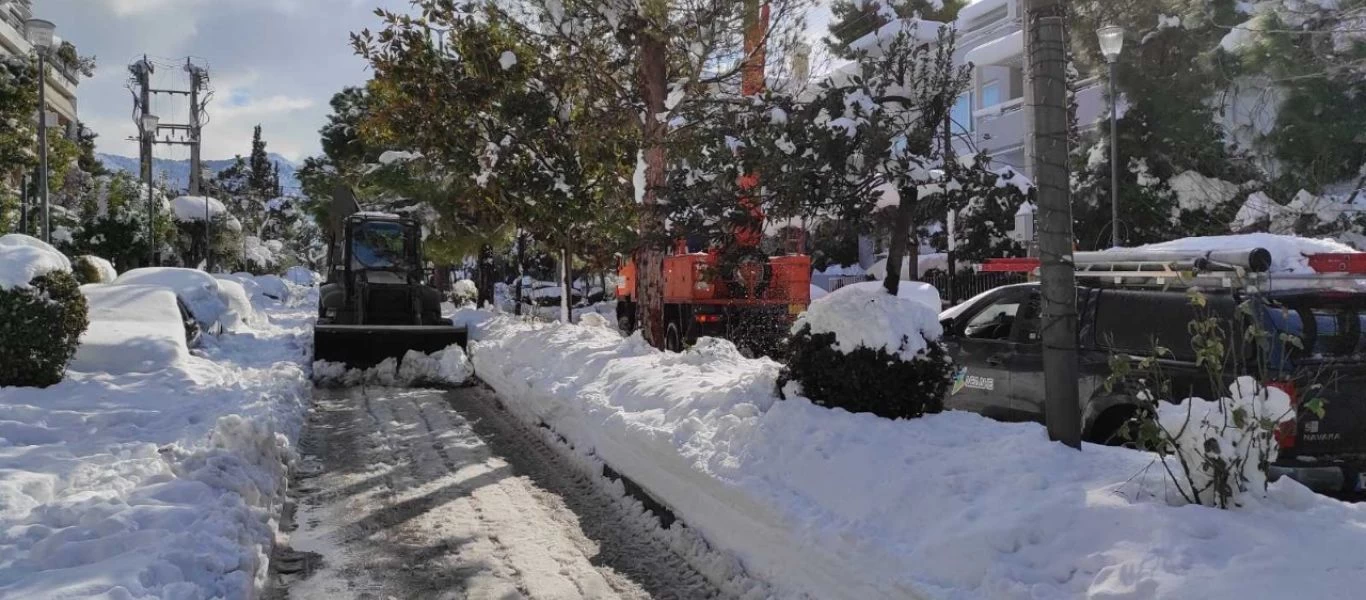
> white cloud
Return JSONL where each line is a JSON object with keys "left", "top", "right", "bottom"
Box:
{"left": 216, "top": 95, "right": 315, "bottom": 119}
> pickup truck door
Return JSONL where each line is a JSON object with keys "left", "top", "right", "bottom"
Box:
{"left": 941, "top": 286, "right": 1031, "bottom": 420}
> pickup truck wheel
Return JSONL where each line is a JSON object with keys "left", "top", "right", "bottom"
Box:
{"left": 1088, "top": 405, "right": 1141, "bottom": 446}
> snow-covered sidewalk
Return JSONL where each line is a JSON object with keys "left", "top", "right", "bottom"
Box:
{"left": 468, "top": 314, "right": 1366, "bottom": 600}
{"left": 0, "top": 299, "right": 313, "bottom": 599}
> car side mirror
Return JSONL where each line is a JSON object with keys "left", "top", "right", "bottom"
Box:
{"left": 939, "top": 317, "right": 955, "bottom": 332}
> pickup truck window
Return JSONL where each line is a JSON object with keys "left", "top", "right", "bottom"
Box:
{"left": 964, "top": 298, "right": 1020, "bottom": 341}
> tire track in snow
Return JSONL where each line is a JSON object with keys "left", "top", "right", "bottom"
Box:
{"left": 273, "top": 385, "right": 721, "bottom": 599}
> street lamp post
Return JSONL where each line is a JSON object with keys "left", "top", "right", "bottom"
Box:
{"left": 142, "top": 114, "right": 160, "bottom": 265}
{"left": 1097, "top": 25, "right": 1125, "bottom": 248}
{"left": 25, "top": 18, "right": 55, "bottom": 244}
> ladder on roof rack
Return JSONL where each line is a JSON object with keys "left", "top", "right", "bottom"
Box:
{"left": 980, "top": 249, "right": 1366, "bottom": 293}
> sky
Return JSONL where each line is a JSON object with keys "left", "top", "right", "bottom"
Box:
{"left": 41, "top": 0, "right": 408, "bottom": 163}
{"left": 43, "top": 0, "right": 839, "bottom": 165}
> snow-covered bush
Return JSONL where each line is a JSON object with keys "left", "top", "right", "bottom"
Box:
{"left": 0, "top": 234, "right": 89, "bottom": 387}
{"left": 71, "top": 254, "right": 117, "bottom": 284}
{"left": 779, "top": 284, "right": 952, "bottom": 419}
{"left": 452, "top": 278, "right": 478, "bottom": 306}
{"left": 1108, "top": 289, "right": 1303, "bottom": 508}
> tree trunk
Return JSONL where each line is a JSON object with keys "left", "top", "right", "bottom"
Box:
{"left": 560, "top": 242, "right": 572, "bottom": 324}
{"left": 883, "top": 185, "right": 918, "bottom": 296}
{"left": 476, "top": 243, "right": 496, "bottom": 309}
{"left": 634, "top": 7, "right": 668, "bottom": 349}
{"left": 514, "top": 229, "right": 526, "bottom": 316}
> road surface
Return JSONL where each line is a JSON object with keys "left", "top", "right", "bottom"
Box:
{"left": 271, "top": 384, "right": 722, "bottom": 599}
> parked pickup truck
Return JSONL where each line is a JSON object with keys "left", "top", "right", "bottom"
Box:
{"left": 938, "top": 282, "right": 1366, "bottom": 495}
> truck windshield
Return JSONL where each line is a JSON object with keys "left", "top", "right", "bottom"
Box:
{"left": 351, "top": 221, "right": 409, "bottom": 270}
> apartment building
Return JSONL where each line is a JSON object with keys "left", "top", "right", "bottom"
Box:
{"left": 0, "top": 0, "right": 80, "bottom": 133}
{"left": 842, "top": 0, "right": 1110, "bottom": 177}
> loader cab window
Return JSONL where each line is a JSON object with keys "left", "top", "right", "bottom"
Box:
{"left": 351, "top": 221, "right": 410, "bottom": 270}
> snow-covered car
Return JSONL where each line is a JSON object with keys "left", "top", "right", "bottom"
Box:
{"left": 72, "top": 284, "right": 196, "bottom": 373}
{"left": 113, "top": 267, "right": 263, "bottom": 332}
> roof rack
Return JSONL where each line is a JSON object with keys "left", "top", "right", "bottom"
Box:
{"left": 980, "top": 249, "right": 1366, "bottom": 294}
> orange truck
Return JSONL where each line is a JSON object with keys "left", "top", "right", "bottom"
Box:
{"left": 615, "top": 242, "right": 811, "bottom": 353}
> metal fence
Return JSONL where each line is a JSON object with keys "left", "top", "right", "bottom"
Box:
{"left": 923, "top": 271, "right": 1029, "bottom": 307}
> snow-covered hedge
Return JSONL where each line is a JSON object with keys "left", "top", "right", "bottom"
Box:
{"left": 0, "top": 235, "right": 89, "bottom": 387}
{"left": 780, "top": 283, "right": 952, "bottom": 419}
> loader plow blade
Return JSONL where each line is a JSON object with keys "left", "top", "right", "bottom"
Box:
{"left": 313, "top": 324, "right": 468, "bottom": 369}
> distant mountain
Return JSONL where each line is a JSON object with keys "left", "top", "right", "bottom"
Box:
{"left": 96, "top": 153, "right": 301, "bottom": 196}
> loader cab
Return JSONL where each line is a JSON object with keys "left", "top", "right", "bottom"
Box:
{"left": 347, "top": 217, "right": 418, "bottom": 284}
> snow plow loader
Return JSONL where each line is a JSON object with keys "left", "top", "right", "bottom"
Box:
{"left": 313, "top": 186, "right": 466, "bottom": 369}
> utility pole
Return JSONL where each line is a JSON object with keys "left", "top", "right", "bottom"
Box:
{"left": 128, "top": 56, "right": 212, "bottom": 267}
{"left": 1024, "top": 0, "right": 1081, "bottom": 448}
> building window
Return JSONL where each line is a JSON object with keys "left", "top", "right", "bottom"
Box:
{"left": 951, "top": 93, "right": 973, "bottom": 134}
{"left": 980, "top": 80, "right": 1001, "bottom": 109}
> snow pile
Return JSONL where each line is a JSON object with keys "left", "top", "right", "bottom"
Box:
{"left": 470, "top": 317, "right": 1366, "bottom": 600}
{"left": 0, "top": 234, "right": 71, "bottom": 290}
{"left": 452, "top": 278, "right": 478, "bottom": 304}
{"left": 242, "top": 236, "right": 283, "bottom": 268}
{"left": 0, "top": 298, "right": 312, "bottom": 599}
{"left": 70, "top": 284, "right": 189, "bottom": 374}
{"left": 284, "top": 265, "right": 322, "bottom": 286}
{"left": 793, "top": 282, "right": 942, "bottom": 361}
{"left": 1127, "top": 233, "right": 1360, "bottom": 273}
{"left": 312, "top": 343, "right": 473, "bottom": 388}
{"left": 169, "top": 195, "right": 226, "bottom": 222}
{"left": 1157, "top": 376, "right": 1294, "bottom": 503}
{"left": 114, "top": 268, "right": 262, "bottom": 332}
{"left": 75, "top": 255, "right": 118, "bottom": 283}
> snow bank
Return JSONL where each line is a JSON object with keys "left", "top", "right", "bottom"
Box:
{"left": 470, "top": 318, "right": 1366, "bottom": 600}
{"left": 71, "top": 284, "right": 189, "bottom": 373}
{"left": 794, "top": 282, "right": 942, "bottom": 361}
{"left": 0, "top": 299, "right": 312, "bottom": 599}
{"left": 0, "top": 234, "right": 71, "bottom": 290}
{"left": 312, "top": 343, "right": 473, "bottom": 388}
{"left": 284, "top": 265, "right": 321, "bottom": 286}
{"left": 169, "top": 195, "right": 226, "bottom": 222}
{"left": 115, "top": 268, "right": 262, "bottom": 332}
{"left": 1127, "top": 233, "right": 1359, "bottom": 273}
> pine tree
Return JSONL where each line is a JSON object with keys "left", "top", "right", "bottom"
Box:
{"left": 248, "top": 125, "right": 272, "bottom": 196}
{"left": 825, "top": 0, "right": 966, "bottom": 59}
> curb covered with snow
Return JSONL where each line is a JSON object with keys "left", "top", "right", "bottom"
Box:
{"left": 468, "top": 316, "right": 1366, "bottom": 600}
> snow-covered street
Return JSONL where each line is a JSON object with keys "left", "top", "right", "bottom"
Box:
{"left": 275, "top": 385, "right": 723, "bottom": 600}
